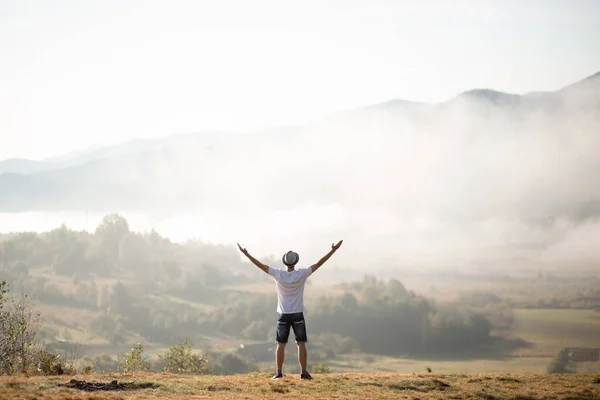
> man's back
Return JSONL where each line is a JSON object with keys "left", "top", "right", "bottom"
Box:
{"left": 268, "top": 267, "right": 312, "bottom": 314}
{"left": 237, "top": 241, "right": 342, "bottom": 380}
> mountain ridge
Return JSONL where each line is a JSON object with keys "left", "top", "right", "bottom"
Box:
{"left": 0, "top": 69, "right": 599, "bottom": 214}
{"left": 2, "top": 70, "right": 598, "bottom": 168}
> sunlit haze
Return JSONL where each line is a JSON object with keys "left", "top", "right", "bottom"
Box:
{"left": 2, "top": 0, "right": 600, "bottom": 159}
{"left": 2, "top": 1, "right": 600, "bottom": 381}
{"left": 2, "top": 0, "right": 600, "bottom": 269}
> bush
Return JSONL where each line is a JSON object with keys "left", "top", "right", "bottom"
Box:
{"left": 158, "top": 337, "right": 209, "bottom": 374}
{"left": 32, "top": 350, "right": 77, "bottom": 375}
{"left": 0, "top": 281, "right": 41, "bottom": 375}
{"left": 547, "top": 348, "right": 572, "bottom": 374}
{"left": 312, "top": 362, "right": 331, "bottom": 374}
{"left": 35, "top": 349, "right": 61, "bottom": 375}
{"left": 117, "top": 342, "right": 150, "bottom": 372}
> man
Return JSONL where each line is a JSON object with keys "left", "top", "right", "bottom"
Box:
{"left": 237, "top": 240, "right": 343, "bottom": 380}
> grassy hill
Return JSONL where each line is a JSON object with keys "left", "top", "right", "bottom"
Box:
{"left": 1, "top": 372, "right": 599, "bottom": 399}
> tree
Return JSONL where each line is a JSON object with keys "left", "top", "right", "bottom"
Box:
{"left": 547, "top": 348, "right": 572, "bottom": 373}
{"left": 0, "top": 243, "right": 4, "bottom": 270}
{"left": 386, "top": 279, "right": 408, "bottom": 298}
{"left": 53, "top": 241, "right": 87, "bottom": 276}
{"left": 95, "top": 214, "right": 130, "bottom": 267}
{"left": 108, "top": 282, "right": 134, "bottom": 315}
{"left": 339, "top": 292, "right": 359, "bottom": 311}
{"left": 95, "top": 214, "right": 130, "bottom": 238}
{"left": 117, "top": 342, "right": 149, "bottom": 372}
{"left": 0, "top": 282, "right": 41, "bottom": 375}
{"left": 118, "top": 233, "right": 151, "bottom": 272}
{"left": 0, "top": 281, "right": 6, "bottom": 306}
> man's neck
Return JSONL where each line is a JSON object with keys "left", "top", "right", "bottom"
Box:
{"left": 287, "top": 267, "right": 295, "bottom": 272}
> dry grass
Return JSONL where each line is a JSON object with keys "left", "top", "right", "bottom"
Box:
{"left": 1, "top": 372, "right": 600, "bottom": 400}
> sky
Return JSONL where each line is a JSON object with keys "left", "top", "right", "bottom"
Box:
{"left": 1, "top": 0, "right": 600, "bottom": 160}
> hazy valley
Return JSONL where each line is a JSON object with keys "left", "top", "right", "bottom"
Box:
{"left": 1, "top": 71, "right": 600, "bottom": 379}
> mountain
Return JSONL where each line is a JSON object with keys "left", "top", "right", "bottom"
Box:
{"left": 0, "top": 132, "right": 237, "bottom": 176}
{"left": 0, "top": 70, "right": 598, "bottom": 216}
{"left": 0, "top": 159, "right": 44, "bottom": 174}
{"left": 453, "top": 89, "right": 523, "bottom": 106}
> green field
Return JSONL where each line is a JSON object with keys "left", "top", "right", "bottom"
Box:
{"left": 250, "top": 308, "right": 600, "bottom": 374}
{"left": 327, "top": 354, "right": 554, "bottom": 374}
{"left": 512, "top": 309, "right": 600, "bottom": 354}
{"left": 146, "top": 294, "right": 215, "bottom": 312}
{"left": 256, "top": 352, "right": 560, "bottom": 375}
{"left": 42, "top": 306, "right": 600, "bottom": 374}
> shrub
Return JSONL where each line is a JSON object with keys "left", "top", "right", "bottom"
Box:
{"left": 117, "top": 342, "right": 150, "bottom": 372}
{"left": 547, "top": 348, "right": 572, "bottom": 374}
{"left": 0, "top": 282, "right": 41, "bottom": 375}
{"left": 35, "top": 349, "right": 60, "bottom": 375}
{"left": 81, "top": 364, "right": 93, "bottom": 374}
{"left": 312, "top": 362, "right": 331, "bottom": 374}
{"left": 159, "top": 337, "right": 209, "bottom": 374}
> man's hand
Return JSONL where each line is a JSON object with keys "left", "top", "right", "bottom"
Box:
{"left": 311, "top": 240, "right": 343, "bottom": 274}
{"left": 237, "top": 243, "right": 249, "bottom": 256}
{"left": 237, "top": 243, "right": 269, "bottom": 274}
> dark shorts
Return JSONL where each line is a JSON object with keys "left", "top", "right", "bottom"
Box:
{"left": 276, "top": 312, "right": 308, "bottom": 343}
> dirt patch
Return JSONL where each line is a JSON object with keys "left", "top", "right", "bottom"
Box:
{"left": 469, "top": 377, "right": 494, "bottom": 383}
{"left": 388, "top": 378, "right": 451, "bottom": 392}
{"left": 497, "top": 377, "right": 522, "bottom": 383}
{"left": 58, "top": 379, "right": 157, "bottom": 392}
{"left": 431, "top": 379, "right": 451, "bottom": 388}
{"left": 270, "top": 385, "right": 290, "bottom": 393}
{"left": 511, "top": 396, "right": 537, "bottom": 400}
{"left": 206, "top": 385, "right": 232, "bottom": 392}
{"left": 476, "top": 393, "right": 498, "bottom": 400}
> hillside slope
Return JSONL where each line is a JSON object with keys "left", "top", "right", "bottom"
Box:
{"left": 1, "top": 372, "right": 599, "bottom": 399}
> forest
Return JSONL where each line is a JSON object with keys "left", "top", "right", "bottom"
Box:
{"left": 0, "top": 214, "right": 494, "bottom": 360}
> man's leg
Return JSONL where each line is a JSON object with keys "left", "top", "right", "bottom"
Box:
{"left": 297, "top": 342, "right": 307, "bottom": 371}
{"left": 274, "top": 313, "right": 290, "bottom": 378}
{"left": 291, "top": 312, "right": 312, "bottom": 379}
{"left": 276, "top": 343, "right": 286, "bottom": 373}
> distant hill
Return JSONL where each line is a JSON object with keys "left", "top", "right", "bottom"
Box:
{"left": 0, "top": 159, "right": 44, "bottom": 174}
{"left": 0, "top": 70, "right": 598, "bottom": 215}
{"left": 453, "top": 89, "right": 523, "bottom": 106}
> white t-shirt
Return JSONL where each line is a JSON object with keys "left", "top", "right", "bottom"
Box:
{"left": 268, "top": 266, "right": 312, "bottom": 314}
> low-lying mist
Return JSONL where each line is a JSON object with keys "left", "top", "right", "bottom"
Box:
{"left": 1, "top": 72, "right": 599, "bottom": 272}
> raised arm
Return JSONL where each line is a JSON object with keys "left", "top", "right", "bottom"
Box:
{"left": 311, "top": 240, "right": 343, "bottom": 274}
{"left": 237, "top": 243, "right": 269, "bottom": 274}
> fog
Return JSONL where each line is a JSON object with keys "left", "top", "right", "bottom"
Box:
{"left": 1, "top": 73, "right": 598, "bottom": 273}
